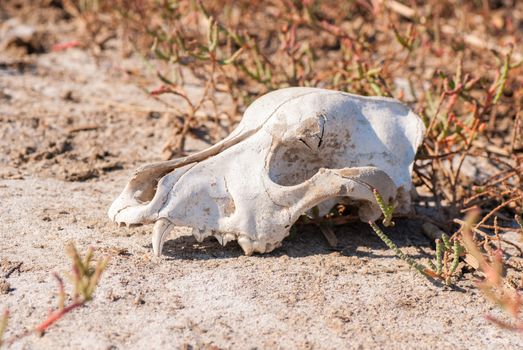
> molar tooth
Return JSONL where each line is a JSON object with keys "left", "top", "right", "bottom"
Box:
{"left": 238, "top": 236, "right": 254, "bottom": 256}
{"left": 253, "top": 240, "right": 267, "bottom": 253}
{"left": 223, "top": 233, "right": 236, "bottom": 245}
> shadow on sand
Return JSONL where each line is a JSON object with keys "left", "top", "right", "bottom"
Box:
{"left": 157, "top": 218, "right": 433, "bottom": 261}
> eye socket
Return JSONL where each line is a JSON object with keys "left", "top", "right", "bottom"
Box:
{"left": 267, "top": 141, "right": 327, "bottom": 186}
{"left": 268, "top": 114, "right": 329, "bottom": 186}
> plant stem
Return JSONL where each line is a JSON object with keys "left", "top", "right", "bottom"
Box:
{"left": 368, "top": 221, "right": 429, "bottom": 277}
{"left": 34, "top": 302, "right": 84, "bottom": 335}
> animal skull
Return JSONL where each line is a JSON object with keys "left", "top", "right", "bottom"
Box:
{"left": 109, "top": 87, "right": 425, "bottom": 256}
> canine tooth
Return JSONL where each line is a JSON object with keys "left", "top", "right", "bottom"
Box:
{"left": 238, "top": 236, "right": 254, "bottom": 256}
{"left": 152, "top": 218, "right": 174, "bottom": 256}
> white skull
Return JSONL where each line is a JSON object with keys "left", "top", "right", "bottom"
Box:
{"left": 108, "top": 87, "right": 424, "bottom": 256}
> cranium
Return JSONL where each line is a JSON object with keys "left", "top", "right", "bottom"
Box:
{"left": 109, "top": 87, "right": 424, "bottom": 256}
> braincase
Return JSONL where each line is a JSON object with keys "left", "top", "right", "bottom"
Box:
{"left": 233, "top": 87, "right": 328, "bottom": 137}
{"left": 265, "top": 91, "right": 423, "bottom": 189}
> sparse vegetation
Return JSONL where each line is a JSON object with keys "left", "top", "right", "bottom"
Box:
{"left": 460, "top": 211, "right": 523, "bottom": 331}
{"left": 370, "top": 188, "right": 465, "bottom": 285}
{"left": 0, "top": 243, "right": 108, "bottom": 347}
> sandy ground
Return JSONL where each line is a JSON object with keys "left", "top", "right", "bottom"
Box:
{"left": 1, "top": 11, "right": 523, "bottom": 350}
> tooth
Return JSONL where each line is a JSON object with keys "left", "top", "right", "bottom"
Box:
{"left": 253, "top": 240, "right": 266, "bottom": 253}
{"left": 223, "top": 233, "right": 235, "bottom": 245}
{"left": 152, "top": 218, "right": 174, "bottom": 257}
{"left": 193, "top": 228, "right": 205, "bottom": 243}
{"left": 238, "top": 236, "right": 254, "bottom": 256}
{"left": 215, "top": 235, "right": 224, "bottom": 246}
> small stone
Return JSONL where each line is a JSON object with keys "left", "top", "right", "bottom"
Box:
{"left": 0, "top": 278, "right": 11, "bottom": 294}
{"left": 133, "top": 293, "right": 145, "bottom": 305}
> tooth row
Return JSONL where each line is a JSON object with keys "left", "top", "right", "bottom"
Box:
{"left": 202, "top": 230, "right": 281, "bottom": 255}
{"left": 148, "top": 224, "right": 282, "bottom": 256}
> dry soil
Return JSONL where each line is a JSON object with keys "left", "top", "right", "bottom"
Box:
{"left": 1, "top": 6, "right": 522, "bottom": 350}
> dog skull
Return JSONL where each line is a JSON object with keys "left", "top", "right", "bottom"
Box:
{"left": 109, "top": 87, "right": 424, "bottom": 256}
